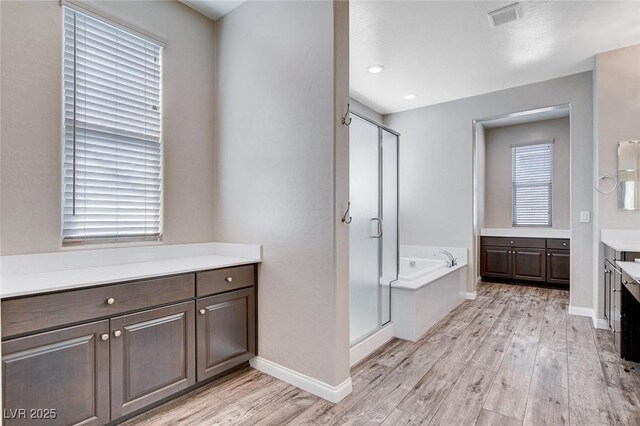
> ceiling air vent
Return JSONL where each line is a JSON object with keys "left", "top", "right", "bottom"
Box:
{"left": 488, "top": 3, "right": 522, "bottom": 28}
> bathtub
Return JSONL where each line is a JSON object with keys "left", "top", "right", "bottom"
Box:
{"left": 391, "top": 247, "right": 469, "bottom": 341}
{"left": 397, "top": 257, "right": 449, "bottom": 282}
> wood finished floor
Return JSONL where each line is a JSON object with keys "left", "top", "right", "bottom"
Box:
{"left": 124, "top": 282, "right": 640, "bottom": 426}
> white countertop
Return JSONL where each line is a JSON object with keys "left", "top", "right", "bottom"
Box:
{"left": 618, "top": 261, "right": 640, "bottom": 283}
{"left": 481, "top": 228, "right": 570, "bottom": 239}
{"left": 601, "top": 229, "right": 640, "bottom": 252}
{"left": 601, "top": 240, "right": 640, "bottom": 252}
{"left": 0, "top": 242, "right": 262, "bottom": 298}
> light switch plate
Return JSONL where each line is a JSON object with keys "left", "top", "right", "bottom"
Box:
{"left": 580, "top": 211, "right": 591, "bottom": 223}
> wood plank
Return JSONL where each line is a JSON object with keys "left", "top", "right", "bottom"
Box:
{"left": 474, "top": 409, "right": 522, "bottom": 426}
{"left": 122, "top": 386, "right": 229, "bottom": 426}
{"left": 484, "top": 289, "right": 546, "bottom": 421}
{"left": 289, "top": 361, "right": 392, "bottom": 426}
{"left": 483, "top": 335, "right": 538, "bottom": 420}
{"left": 566, "top": 315, "right": 615, "bottom": 426}
{"left": 593, "top": 329, "right": 640, "bottom": 425}
{"left": 471, "top": 287, "right": 528, "bottom": 372}
{"left": 428, "top": 365, "right": 495, "bottom": 426}
{"left": 238, "top": 387, "right": 318, "bottom": 426}
{"left": 522, "top": 347, "right": 569, "bottom": 426}
{"left": 397, "top": 311, "right": 499, "bottom": 421}
{"left": 470, "top": 313, "right": 522, "bottom": 373}
{"left": 538, "top": 294, "right": 567, "bottom": 352}
{"left": 336, "top": 333, "right": 459, "bottom": 425}
{"left": 380, "top": 409, "right": 426, "bottom": 425}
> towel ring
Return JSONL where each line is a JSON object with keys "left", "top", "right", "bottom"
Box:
{"left": 594, "top": 175, "right": 618, "bottom": 194}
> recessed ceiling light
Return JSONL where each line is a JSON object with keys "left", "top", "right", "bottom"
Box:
{"left": 366, "top": 64, "right": 385, "bottom": 74}
{"left": 404, "top": 93, "right": 418, "bottom": 100}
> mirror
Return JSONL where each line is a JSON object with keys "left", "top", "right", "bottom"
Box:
{"left": 618, "top": 140, "right": 640, "bottom": 210}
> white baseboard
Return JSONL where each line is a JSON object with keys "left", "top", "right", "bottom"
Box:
{"left": 350, "top": 323, "right": 395, "bottom": 367}
{"left": 568, "top": 305, "right": 610, "bottom": 330}
{"left": 568, "top": 305, "right": 594, "bottom": 318}
{"left": 594, "top": 318, "right": 609, "bottom": 330}
{"left": 461, "top": 291, "right": 477, "bottom": 300}
{"left": 250, "top": 357, "right": 352, "bottom": 403}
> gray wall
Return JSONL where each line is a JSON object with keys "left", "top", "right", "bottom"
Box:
{"left": 594, "top": 43, "right": 640, "bottom": 321}
{"left": 385, "top": 72, "right": 594, "bottom": 309}
{"left": 595, "top": 44, "right": 640, "bottom": 230}
{"left": 214, "top": 1, "right": 350, "bottom": 387}
{"left": 0, "top": 0, "right": 217, "bottom": 254}
{"left": 485, "top": 118, "right": 570, "bottom": 229}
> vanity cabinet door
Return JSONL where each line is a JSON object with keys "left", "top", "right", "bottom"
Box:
{"left": 481, "top": 246, "right": 511, "bottom": 278}
{"left": 196, "top": 287, "right": 256, "bottom": 382}
{"left": 546, "top": 249, "right": 570, "bottom": 285}
{"left": 512, "top": 248, "right": 546, "bottom": 282}
{"left": 110, "top": 301, "right": 195, "bottom": 418}
{"left": 2, "top": 321, "right": 110, "bottom": 426}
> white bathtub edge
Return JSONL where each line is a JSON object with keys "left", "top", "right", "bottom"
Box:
{"left": 393, "top": 262, "right": 467, "bottom": 291}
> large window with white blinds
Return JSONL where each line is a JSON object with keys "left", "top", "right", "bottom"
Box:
{"left": 512, "top": 142, "right": 553, "bottom": 227}
{"left": 62, "top": 6, "right": 163, "bottom": 244}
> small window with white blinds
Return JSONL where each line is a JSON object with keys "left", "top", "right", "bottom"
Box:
{"left": 512, "top": 142, "right": 553, "bottom": 227}
{"left": 62, "top": 6, "right": 163, "bottom": 244}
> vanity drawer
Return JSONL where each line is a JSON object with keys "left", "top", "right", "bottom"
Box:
{"left": 481, "top": 237, "right": 513, "bottom": 247}
{"left": 481, "top": 237, "right": 545, "bottom": 248}
{"left": 2, "top": 274, "right": 195, "bottom": 338}
{"left": 547, "top": 239, "right": 570, "bottom": 250}
{"left": 197, "top": 265, "right": 256, "bottom": 297}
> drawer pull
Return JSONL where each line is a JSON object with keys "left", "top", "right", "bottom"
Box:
{"left": 510, "top": 241, "right": 514, "bottom": 244}
{"left": 106, "top": 297, "right": 115, "bottom": 305}
{"left": 199, "top": 309, "right": 206, "bottom": 315}
{"left": 113, "top": 330, "right": 122, "bottom": 337}
{"left": 225, "top": 277, "right": 233, "bottom": 283}
{"left": 100, "top": 333, "right": 109, "bottom": 341}
{"left": 563, "top": 243, "right": 567, "bottom": 246}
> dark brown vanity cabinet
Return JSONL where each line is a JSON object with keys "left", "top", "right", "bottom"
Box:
{"left": 110, "top": 301, "right": 195, "bottom": 418}
{"left": 196, "top": 287, "right": 255, "bottom": 381}
{"left": 2, "top": 264, "right": 258, "bottom": 426}
{"left": 480, "top": 245, "right": 512, "bottom": 278}
{"left": 1, "top": 321, "right": 110, "bottom": 426}
{"left": 512, "top": 248, "right": 547, "bottom": 282}
{"left": 481, "top": 237, "right": 569, "bottom": 285}
{"left": 546, "top": 249, "right": 571, "bottom": 284}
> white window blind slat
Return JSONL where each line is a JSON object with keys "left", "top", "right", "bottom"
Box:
{"left": 512, "top": 143, "right": 553, "bottom": 227}
{"left": 62, "top": 6, "right": 163, "bottom": 244}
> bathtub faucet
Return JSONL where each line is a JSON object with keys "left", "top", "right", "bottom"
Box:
{"left": 435, "top": 250, "right": 457, "bottom": 267}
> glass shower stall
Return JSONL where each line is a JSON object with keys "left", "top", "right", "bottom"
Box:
{"left": 349, "top": 111, "right": 399, "bottom": 345}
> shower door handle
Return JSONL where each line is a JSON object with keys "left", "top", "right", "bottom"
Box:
{"left": 372, "top": 218, "right": 383, "bottom": 238}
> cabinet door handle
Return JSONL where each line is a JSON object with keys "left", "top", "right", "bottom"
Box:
{"left": 106, "top": 297, "right": 115, "bottom": 305}
{"left": 100, "top": 333, "right": 109, "bottom": 341}
{"left": 225, "top": 277, "right": 233, "bottom": 283}
{"left": 113, "top": 330, "right": 122, "bottom": 337}
{"left": 548, "top": 253, "right": 551, "bottom": 256}
{"left": 199, "top": 309, "right": 206, "bottom": 315}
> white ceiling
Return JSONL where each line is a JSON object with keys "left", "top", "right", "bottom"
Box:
{"left": 180, "top": 0, "right": 246, "bottom": 21}
{"left": 350, "top": 1, "right": 640, "bottom": 114}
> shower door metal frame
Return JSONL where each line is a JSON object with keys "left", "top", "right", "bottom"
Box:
{"left": 349, "top": 110, "right": 400, "bottom": 345}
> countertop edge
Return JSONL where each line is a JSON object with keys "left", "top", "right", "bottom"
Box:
{"left": 618, "top": 261, "right": 640, "bottom": 283}
{"left": 1, "top": 256, "right": 261, "bottom": 299}
{"left": 480, "top": 228, "right": 570, "bottom": 239}
{"left": 602, "top": 239, "right": 640, "bottom": 253}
